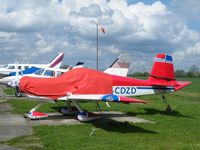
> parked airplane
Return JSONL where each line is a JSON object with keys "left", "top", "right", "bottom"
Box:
{"left": 0, "top": 52, "right": 64, "bottom": 85}
{"left": 18, "top": 53, "right": 191, "bottom": 121}
{"left": 0, "top": 52, "right": 64, "bottom": 76}
{"left": 10, "top": 53, "right": 130, "bottom": 97}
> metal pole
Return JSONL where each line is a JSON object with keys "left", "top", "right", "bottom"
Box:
{"left": 96, "top": 23, "right": 99, "bottom": 70}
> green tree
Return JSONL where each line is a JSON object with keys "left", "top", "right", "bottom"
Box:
{"left": 175, "top": 70, "right": 186, "bottom": 77}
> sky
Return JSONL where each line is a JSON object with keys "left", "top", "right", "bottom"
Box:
{"left": 0, "top": 0, "right": 199, "bottom": 72}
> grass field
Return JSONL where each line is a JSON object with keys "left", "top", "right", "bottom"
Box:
{"left": 1, "top": 77, "right": 200, "bottom": 150}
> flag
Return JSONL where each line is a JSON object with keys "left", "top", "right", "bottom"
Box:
{"left": 99, "top": 25, "right": 105, "bottom": 34}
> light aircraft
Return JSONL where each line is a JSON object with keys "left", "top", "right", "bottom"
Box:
{"left": 0, "top": 52, "right": 64, "bottom": 76}
{"left": 0, "top": 52, "right": 64, "bottom": 85}
{"left": 18, "top": 53, "right": 191, "bottom": 122}
{"left": 11, "top": 52, "right": 130, "bottom": 96}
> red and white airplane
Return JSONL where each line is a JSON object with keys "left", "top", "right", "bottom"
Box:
{"left": 19, "top": 54, "right": 191, "bottom": 121}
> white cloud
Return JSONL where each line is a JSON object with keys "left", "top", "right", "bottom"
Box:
{"left": 0, "top": 0, "right": 199, "bottom": 71}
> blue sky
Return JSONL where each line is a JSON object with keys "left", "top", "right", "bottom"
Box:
{"left": 0, "top": 0, "right": 199, "bottom": 72}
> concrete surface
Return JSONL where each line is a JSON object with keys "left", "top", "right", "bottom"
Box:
{"left": 0, "top": 144, "right": 23, "bottom": 150}
{"left": 0, "top": 84, "right": 154, "bottom": 150}
{"left": 0, "top": 112, "right": 33, "bottom": 141}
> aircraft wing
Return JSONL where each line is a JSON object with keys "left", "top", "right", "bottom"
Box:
{"left": 57, "top": 94, "right": 146, "bottom": 104}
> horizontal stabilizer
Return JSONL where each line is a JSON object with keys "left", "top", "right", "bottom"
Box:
{"left": 147, "top": 76, "right": 191, "bottom": 91}
{"left": 175, "top": 81, "right": 191, "bottom": 91}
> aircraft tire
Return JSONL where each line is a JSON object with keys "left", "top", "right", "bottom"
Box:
{"left": 15, "top": 91, "right": 22, "bottom": 97}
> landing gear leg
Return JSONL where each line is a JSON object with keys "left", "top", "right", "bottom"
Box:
{"left": 96, "top": 102, "right": 102, "bottom": 112}
{"left": 162, "top": 95, "right": 172, "bottom": 112}
{"left": 60, "top": 101, "right": 78, "bottom": 115}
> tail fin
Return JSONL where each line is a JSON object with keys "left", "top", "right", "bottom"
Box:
{"left": 150, "top": 54, "right": 175, "bottom": 80}
{"left": 73, "top": 62, "right": 84, "bottom": 69}
{"left": 104, "top": 52, "right": 130, "bottom": 77}
{"left": 48, "top": 52, "right": 64, "bottom": 68}
{"left": 148, "top": 54, "right": 191, "bottom": 90}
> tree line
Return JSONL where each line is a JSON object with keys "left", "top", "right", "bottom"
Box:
{"left": 131, "top": 65, "right": 200, "bottom": 77}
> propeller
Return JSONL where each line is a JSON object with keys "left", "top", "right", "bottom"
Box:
{"left": 8, "top": 60, "right": 21, "bottom": 87}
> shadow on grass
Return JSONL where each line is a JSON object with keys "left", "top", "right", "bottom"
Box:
{"left": 51, "top": 106, "right": 63, "bottom": 112}
{"left": 42, "top": 106, "right": 158, "bottom": 134}
{"left": 90, "top": 119, "right": 158, "bottom": 134}
{"left": 127, "top": 108, "right": 192, "bottom": 118}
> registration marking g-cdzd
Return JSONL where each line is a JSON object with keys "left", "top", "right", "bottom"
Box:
{"left": 113, "top": 86, "right": 136, "bottom": 95}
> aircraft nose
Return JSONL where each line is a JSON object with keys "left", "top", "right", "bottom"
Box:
{"left": 19, "top": 77, "right": 29, "bottom": 93}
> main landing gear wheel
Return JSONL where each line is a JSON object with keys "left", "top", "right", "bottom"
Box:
{"left": 166, "top": 105, "right": 172, "bottom": 112}
{"left": 60, "top": 101, "right": 79, "bottom": 115}
{"left": 77, "top": 112, "right": 101, "bottom": 122}
{"left": 61, "top": 107, "right": 79, "bottom": 115}
{"left": 71, "top": 100, "right": 101, "bottom": 122}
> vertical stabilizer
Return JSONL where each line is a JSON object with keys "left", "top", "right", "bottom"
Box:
{"left": 150, "top": 54, "right": 175, "bottom": 80}
{"left": 104, "top": 53, "right": 130, "bottom": 77}
{"left": 48, "top": 52, "right": 64, "bottom": 68}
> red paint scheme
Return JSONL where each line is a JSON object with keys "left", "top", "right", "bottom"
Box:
{"left": 19, "top": 68, "right": 190, "bottom": 100}
{"left": 20, "top": 68, "right": 113, "bottom": 99}
{"left": 156, "top": 54, "right": 166, "bottom": 59}
{"left": 151, "top": 54, "right": 175, "bottom": 80}
{"left": 119, "top": 96, "right": 146, "bottom": 103}
{"left": 30, "top": 111, "right": 48, "bottom": 118}
{"left": 19, "top": 54, "right": 191, "bottom": 100}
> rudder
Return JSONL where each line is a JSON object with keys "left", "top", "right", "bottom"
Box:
{"left": 150, "top": 54, "right": 175, "bottom": 80}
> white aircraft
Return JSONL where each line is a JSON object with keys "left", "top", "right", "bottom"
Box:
{"left": 0, "top": 52, "right": 64, "bottom": 85}
{"left": 104, "top": 52, "right": 130, "bottom": 77}
{"left": 0, "top": 52, "right": 64, "bottom": 76}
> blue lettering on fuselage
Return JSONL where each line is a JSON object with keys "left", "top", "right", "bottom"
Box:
{"left": 113, "top": 86, "right": 136, "bottom": 95}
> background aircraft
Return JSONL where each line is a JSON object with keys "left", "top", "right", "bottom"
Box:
{"left": 19, "top": 53, "right": 191, "bottom": 121}
{"left": 104, "top": 52, "right": 130, "bottom": 77}
{"left": 0, "top": 52, "right": 64, "bottom": 76}
{"left": 0, "top": 52, "right": 64, "bottom": 85}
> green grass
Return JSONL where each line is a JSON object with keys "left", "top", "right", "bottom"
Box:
{"left": 3, "top": 87, "right": 15, "bottom": 95}
{"left": 4, "top": 77, "right": 200, "bottom": 150}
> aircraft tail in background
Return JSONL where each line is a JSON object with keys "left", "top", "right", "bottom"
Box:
{"left": 104, "top": 52, "right": 130, "bottom": 77}
{"left": 48, "top": 52, "right": 64, "bottom": 68}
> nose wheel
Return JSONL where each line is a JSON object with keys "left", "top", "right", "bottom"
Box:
{"left": 15, "top": 86, "right": 22, "bottom": 97}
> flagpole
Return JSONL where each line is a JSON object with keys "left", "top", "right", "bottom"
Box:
{"left": 96, "top": 23, "right": 99, "bottom": 70}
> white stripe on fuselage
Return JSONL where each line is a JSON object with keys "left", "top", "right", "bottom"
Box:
{"left": 112, "top": 86, "right": 174, "bottom": 96}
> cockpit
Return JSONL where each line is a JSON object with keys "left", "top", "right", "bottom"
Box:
{"left": 34, "top": 68, "right": 63, "bottom": 77}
